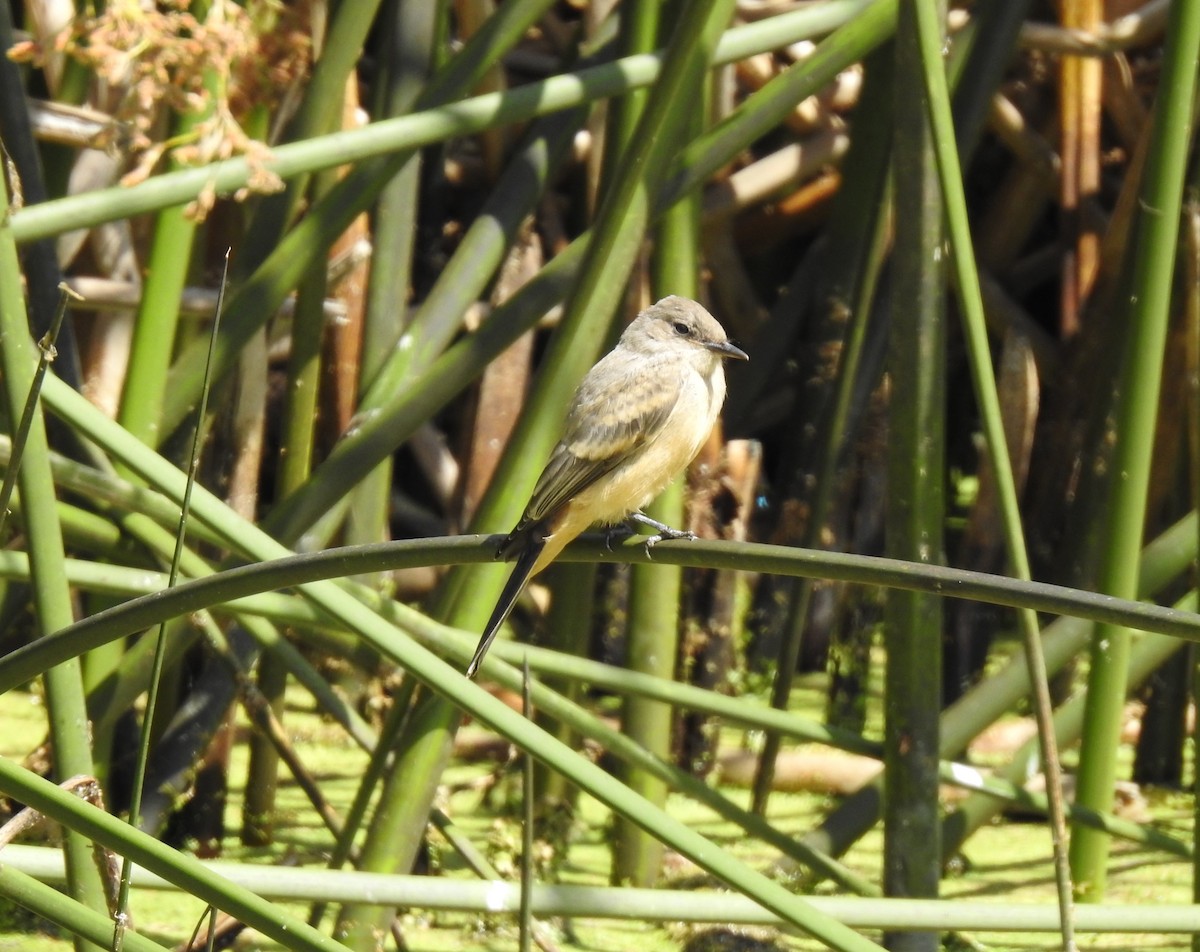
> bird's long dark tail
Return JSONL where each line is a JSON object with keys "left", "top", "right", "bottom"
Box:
{"left": 466, "top": 535, "right": 546, "bottom": 679}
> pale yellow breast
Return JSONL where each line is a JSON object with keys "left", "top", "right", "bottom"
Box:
{"left": 530, "top": 355, "right": 727, "bottom": 576}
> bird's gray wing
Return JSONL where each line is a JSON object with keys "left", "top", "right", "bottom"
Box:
{"left": 522, "top": 356, "right": 681, "bottom": 524}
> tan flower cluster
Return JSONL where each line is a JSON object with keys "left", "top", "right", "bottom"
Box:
{"left": 15, "top": 0, "right": 311, "bottom": 216}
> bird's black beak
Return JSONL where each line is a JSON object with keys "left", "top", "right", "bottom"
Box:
{"left": 706, "top": 340, "right": 749, "bottom": 361}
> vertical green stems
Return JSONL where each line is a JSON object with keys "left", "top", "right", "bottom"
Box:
{"left": 242, "top": 247, "right": 327, "bottom": 844}
{"left": 883, "top": 3, "right": 945, "bottom": 948}
{"left": 748, "top": 40, "right": 894, "bottom": 815}
{"left": 345, "top": 0, "right": 444, "bottom": 555}
{"left": 1069, "top": 0, "right": 1200, "bottom": 900}
{"left": 1187, "top": 170, "right": 1200, "bottom": 952}
{"left": 909, "top": 0, "right": 1076, "bottom": 942}
{"left": 0, "top": 146, "right": 108, "bottom": 951}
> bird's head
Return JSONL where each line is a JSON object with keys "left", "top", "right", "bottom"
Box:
{"left": 623, "top": 296, "right": 749, "bottom": 365}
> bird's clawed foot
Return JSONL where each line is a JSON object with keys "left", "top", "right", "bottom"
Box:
{"left": 627, "top": 510, "right": 697, "bottom": 551}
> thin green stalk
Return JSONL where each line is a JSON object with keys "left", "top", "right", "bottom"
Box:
{"left": 242, "top": 252, "right": 326, "bottom": 844}
{"left": 14, "top": 843, "right": 1200, "bottom": 934}
{"left": 240, "top": 648, "right": 288, "bottom": 845}
{"left": 882, "top": 5, "right": 945, "bottom": 949}
{"left": 519, "top": 660, "right": 534, "bottom": 952}
{"left": 344, "top": 0, "right": 444, "bottom": 562}
{"left": 0, "top": 136, "right": 107, "bottom": 952}
{"left": 9, "top": 518, "right": 1200, "bottom": 694}
{"left": 598, "top": 0, "right": 658, "bottom": 201}
{"left": 362, "top": 0, "right": 442, "bottom": 371}
{"left": 532, "top": 561, "right": 595, "bottom": 807}
{"left": 0, "top": 507, "right": 120, "bottom": 566}
{"left": 1188, "top": 165, "right": 1200, "bottom": 952}
{"left": 113, "top": 254, "right": 229, "bottom": 950}
{"left": 201, "top": 907, "right": 217, "bottom": 952}
{"left": 0, "top": 283, "right": 70, "bottom": 538}
{"left": 1070, "top": 0, "right": 1200, "bottom": 900}
{"left": 116, "top": 99, "right": 208, "bottom": 449}
{"left": 0, "top": 866, "right": 169, "bottom": 952}
{"left": 0, "top": 545, "right": 354, "bottom": 640}
{"left": 910, "top": 0, "right": 1075, "bottom": 942}
{"left": 611, "top": 402, "right": 686, "bottom": 886}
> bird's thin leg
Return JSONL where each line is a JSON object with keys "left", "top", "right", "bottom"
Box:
{"left": 627, "top": 510, "right": 697, "bottom": 547}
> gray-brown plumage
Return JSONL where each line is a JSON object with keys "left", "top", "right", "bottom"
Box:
{"left": 467, "top": 296, "right": 747, "bottom": 678}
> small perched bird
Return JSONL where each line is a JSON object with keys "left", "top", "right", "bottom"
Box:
{"left": 466, "top": 295, "right": 748, "bottom": 678}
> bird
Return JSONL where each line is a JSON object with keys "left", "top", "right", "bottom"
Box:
{"left": 466, "top": 295, "right": 748, "bottom": 678}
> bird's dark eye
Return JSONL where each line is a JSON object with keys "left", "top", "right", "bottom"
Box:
{"left": 673, "top": 321, "right": 691, "bottom": 336}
